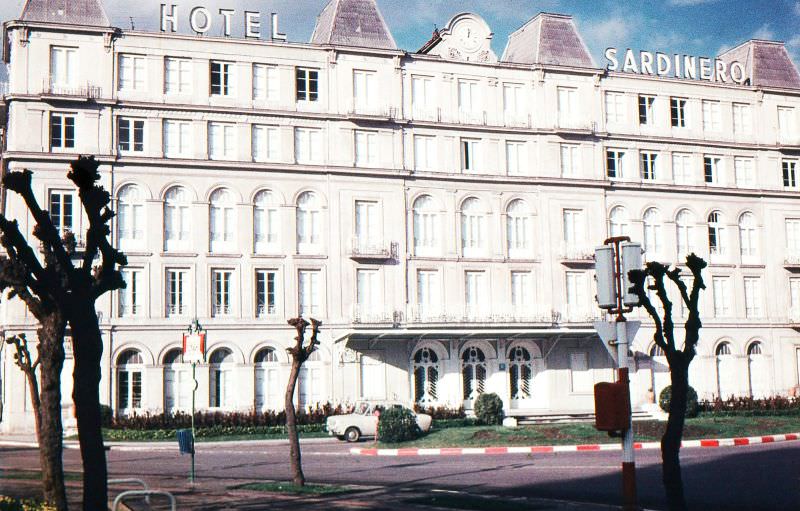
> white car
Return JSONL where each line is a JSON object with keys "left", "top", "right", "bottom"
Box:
{"left": 325, "top": 401, "right": 433, "bottom": 442}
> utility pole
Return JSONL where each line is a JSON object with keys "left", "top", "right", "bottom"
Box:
{"left": 594, "top": 236, "right": 642, "bottom": 511}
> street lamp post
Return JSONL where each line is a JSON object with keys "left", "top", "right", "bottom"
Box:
{"left": 594, "top": 236, "right": 642, "bottom": 511}
{"left": 182, "top": 318, "right": 206, "bottom": 484}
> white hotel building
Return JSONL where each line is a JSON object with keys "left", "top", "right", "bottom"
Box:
{"left": 2, "top": 0, "right": 800, "bottom": 432}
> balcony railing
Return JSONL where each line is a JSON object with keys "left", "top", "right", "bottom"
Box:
{"left": 403, "top": 304, "right": 553, "bottom": 324}
{"left": 348, "top": 102, "right": 396, "bottom": 118}
{"left": 42, "top": 80, "right": 102, "bottom": 99}
{"left": 559, "top": 243, "right": 595, "bottom": 262}
{"left": 351, "top": 305, "right": 398, "bottom": 324}
{"left": 349, "top": 238, "right": 397, "bottom": 260}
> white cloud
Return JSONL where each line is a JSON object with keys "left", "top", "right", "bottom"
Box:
{"left": 752, "top": 23, "right": 775, "bottom": 41}
{"left": 794, "top": 1, "right": 800, "bottom": 16}
{"left": 668, "top": 0, "right": 719, "bottom": 5}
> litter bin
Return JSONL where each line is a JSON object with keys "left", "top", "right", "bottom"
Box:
{"left": 176, "top": 429, "right": 194, "bottom": 455}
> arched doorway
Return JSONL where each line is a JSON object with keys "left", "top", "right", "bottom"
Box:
{"left": 209, "top": 348, "right": 235, "bottom": 409}
{"left": 255, "top": 347, "right": 281, "bottom": 411}
{"left": 462, "top": 346, "right": 487, "bottom": 409}
{"left": 508, "top": 346, "right": 533, "bottom": 409}
{"left": 117, "top": 349, "right": 144, "bottom": 416}
{"left": 747, "top": 341, "right": 768, "bottom": 398}
{"left": 163, "top": 348, "right": 189, "bottom": 414}
{"left": 715, "top": 342, "right": 736, "bottom": 399}
{"left": 298, "top": 351, "right": 324, "bottom": 410}
{"left": 412, "top": 347, "right": 440, "bottom": 405}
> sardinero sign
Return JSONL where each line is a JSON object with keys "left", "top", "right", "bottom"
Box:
{"left": 605, "top": 48, "right": 747, "bottom": 85}
{"left": 160, "top": 3, "right": 287, "bottom": 40}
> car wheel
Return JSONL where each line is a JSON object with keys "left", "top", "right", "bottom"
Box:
{"left": 344, "top": 427, "right": 361, "bottom": 443}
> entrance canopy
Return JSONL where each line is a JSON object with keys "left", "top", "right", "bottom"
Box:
{"left": 333, "top": 326, "right": 597, "bottom": 345}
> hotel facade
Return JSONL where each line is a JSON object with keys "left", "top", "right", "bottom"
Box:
{"left": 2, "top": 0, "right": 800, "bottom": 432}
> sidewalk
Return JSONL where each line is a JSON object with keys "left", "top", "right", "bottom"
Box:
{"left": 0, "top": 434, "right": 338, "bottom": 451}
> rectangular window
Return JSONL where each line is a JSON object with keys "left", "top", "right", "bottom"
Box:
{"left": 786, "top": 219, "right": 800, "bottom": 253}
{"left": 458, "top": 80, "right": 478, "bottom": 112}
{"left": 605, "top": 91, "right": 625, "bottom": 124}
{"left": 208, "top": 122, "right": 235, "bottom": 160}
{"left": 298, "top": 270, "right": 321, "bottom": 317}
{"left": 790, "top": 278, "right": 800, "bottom": 316}
{"left": 119, "top": 54, "right": 146, "bottom": 91}
{"left": 704, "top": 156, "right": 721, "bottom": 184}
{"left": 465, "top": 271, "right": 488, "bottom": 316}
{"left": 511, "top": 271, "right": 532, "bottom": 311}
{"left": 294, "top": 127, "right": 323, "bottom": 164}
{"left": 506, "top": 141, "right": 525, "bottom": 176}
{"left": 734, "top": 157, "right": 755, "bottom": 187}
{"left": 354, "top": 130, "right": 378, "bottom": 167}
{"left": 165, "top": 57, "right": 191, "bottom": 94}
{"left": 411, "top": 75, "right": 435, "bottom": 116}
{"left": 253, "top": 64, "right": 278, "bottom": 101}
{"left": 503, "top": 83, "right": 524, "bottom": 121}
{"left": 255, "top": 270, "right": 277, "bottom": 317}
{"left": 356, "top": 269, "right": 379, "bottom": 314}
{"left": 640, "top": 152, "right": 658, "bottom": 180}
{"left": 778, "top": 106, "right": 795, "bottom": 139}
{"left": 702, "top": 100, "right": 721, "bottom": 131}
{"left": 560, "top": 144, "right": 579, "bottom": 177}
{"left": 461, "top": 139, "right": 480, "bottom": 172}
{"left": 354, "top": 200, "right": 380, "bottom": 249}
{"left": 212, "top": 270, "right": 232, "bottom": 317}
{"left": 606, "top": 150, "right": 624, "bottom": 179}
{"left": 118, "top": 118, "right": 144, "bottom": 153}
{"left": 164, "top": 120, "right": 191, "bottom": 158}
{"left": 563, "top": 209, "right": 585, "bottom": 245}
{"left": 712, "top": 276, "right": 732, "bottom": 317}
{"left": 733, "top": 103, "right": 751, "bottom": 134}
{"left": 416, "top": 270, "right": 440, "bottom": 317}
{"left": 49, "top": 191, "right": 74, "bottom": 235}
{"left": 210, "top": 61, "right": 232, "bottom": 96}
{"left": 558, "top": 87, "right": 577, "bottom": 125}
{"left": 638, "top": 95, "right": 655, "bottom": 125}
{"left": 670, "top": 97, "right": 687, "bottom": 128}
{"left": 50, "top": 113, "right": 76, "bottom": 150}
{"left": 565, "top": 271, "right": 588, "bottom": 317}
{"left": 166, "top": 269, "right": 187, "bottom": 317}
{"left": 252, "top": 125, "right": 279, "bottom": 162}
{"left": 783, "top": 160, "right": 798, "bottom": 188}
{"left": 414, "top": 135, "right": 436, "bottom": 171}
{"left": 743, "top": 277, "right": 763, "bottom": 318}
{"left": 119, "top": 269, "right": 141, "bottom": 317}
{"left": 50, "top": 46, "right": 77, "bottom": 88}
{"left": 353, "top": 70, "right": 376, "bottom": 109}
{"left": 672, "top": 153, "right": 692, "bottom": 185}
{"left": 296, "top": 68, "right": 319, "bottom": 102}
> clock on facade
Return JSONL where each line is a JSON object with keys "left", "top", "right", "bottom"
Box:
{"left": 455, "top": 20, "right": 481, "bottom": 53}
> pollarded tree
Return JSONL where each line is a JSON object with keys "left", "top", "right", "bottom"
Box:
{"left": 285, "top": 316, "right": 321, "bottom": 486}
{"left": 628, "top": 253, "right": 706, "bottom": 511}
{"left": 0, "top": 156, "right": 127, "bottom": 511}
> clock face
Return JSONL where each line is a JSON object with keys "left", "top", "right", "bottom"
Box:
{"left": 456, "top": 21, "right": 481, "bottom": 52}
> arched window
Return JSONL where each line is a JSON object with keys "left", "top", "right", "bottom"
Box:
{"left": 254, "top": 190, "right": 279, "bottom": 253}
{"left": 163, "top": 348, "right": 189, "bottom": 413}
{"left": 609, "top": 206, "right": 629, "bottom": 237}
{"left": 747, "top": 341, "right": 768, "bottom": 397}
{"left": 412, "top": 195, "right": 439, "bottom": 256}
{"left": 508, "top": 346, "right": 532, "bottom": 401}
{"left": 255, "top": 347, "right": 280, "bottom": 411}
{"left": 506, "top": 199, "right": 529, "bottom": 258}
{"left": 164, "top": 186, "right": 191, "bottom": 251}
{"left": 708, "top": 211, "right": 725, "bottom": 256}
{"left": 296, "top": 191, "right": 321, "bottom": 253}
{"left": 413, "top": 347, "right": 439, "bottom": 404}
{"left": 462, "top": 346, "right": 486, "bottom": 403}
{"left": 117, "top": 349, "right": 143, "bottom": 415}
{"left": 716, "top": 342, "right": 732, "bottom": 356}
{"left": 460, "top": 197, "right": 486, "bottom": 256}
{"left": 117, "top": 184, "right": 144, "bottom": 249}
{"left": 209, "top": 348, "right": 235, "bottom": 409}
{"left": 210, "top": 188, "right": 235, "bottom": 252}
{"left": 716, "top": 341, "right": 735, "bottom": 399}
{"left": 298, "top": 350, "right": 324, "bottom": 409}
{"left": 643, "top": 208, "right": 663, "bottom": 258}
{"left": 738, "top": 212, "right": 757, "bottom": 258}
{"left": 676, "top": 209, "right": 695, "bottom": 256}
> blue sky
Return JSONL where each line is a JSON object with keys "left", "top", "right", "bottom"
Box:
{"left": 0, "top": 0, "right": 797, "bottom": 75}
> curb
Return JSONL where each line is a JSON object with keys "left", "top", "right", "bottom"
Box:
{"left": 349, "top": 432, "right": 800, "bottom": 456}
{"left": 0, "top": 436, "right": 338, "bottom": 451}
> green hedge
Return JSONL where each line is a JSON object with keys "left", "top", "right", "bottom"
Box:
{"left": 377, "top": 407, "right": 421, "bottom": 443}
{"left": 0, "top": 496, "right": 55, "bottom": 511}
{"left": 103, "top": 423, "right": 326, "bottom": 441}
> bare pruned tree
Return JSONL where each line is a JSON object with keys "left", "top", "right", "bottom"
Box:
{"left": 0, "top": 156, "right": 126, "bottom": 511}
{"left": 284, "top": 316, "right": 321, "bottom": 486}
{"left": 628, "top": 253, "right": 706, "bottom": 511}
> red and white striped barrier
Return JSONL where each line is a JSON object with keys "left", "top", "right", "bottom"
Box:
{"left": 349, "top": 433, "right": 800, "bottom": 457}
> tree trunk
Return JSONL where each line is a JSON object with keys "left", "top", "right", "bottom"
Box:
{"left": 36, "top": 317, "right": 69, "bottom": 511}
{"left": 284, "top": 360, "right": 304, "bottom": 486}
{"left": 69, "top": 309, "right": 107, "bottom": 511}
{"left": 661, "top": 358, "right": 689, "bottom": 511}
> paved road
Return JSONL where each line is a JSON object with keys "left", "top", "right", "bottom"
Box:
{"left": 2, "top": 438, "right": 799, "bottom": 510}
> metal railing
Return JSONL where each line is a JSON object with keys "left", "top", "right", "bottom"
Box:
{"left": 403, "top": 304, "right": 554, "bottom": 324}
{"left": 349, "top": 238, "right": 397, "bottom": 259}
{"left": 42, "top": 80, "right": 102, "bottom": 99}
{"left": 113, "top": 490, "right": 175, "bottom": 511}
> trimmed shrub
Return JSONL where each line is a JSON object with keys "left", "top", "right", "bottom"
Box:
{"left": 474, "top": 393, "right": 504, "bottom": 425}
{"left": 699, "top": 395, "right": 800, "bottom": 415}
{"left": 659, "top": 385, "right": 699, "bottom": 418}
{"left": 0, "top": 496, "right": 56, "bottom": 511}
{"left": 413, "top": 405, "right": 466, "bottom": 420}
{"left": 377, "top": 406, "right": 420, "bottom": 443}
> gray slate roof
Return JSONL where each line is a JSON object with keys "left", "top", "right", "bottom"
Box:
{"left": 719, "top": 40, "right": 800, "bottom": 89}
{"left": 311, "top": 0, "right": 397, "bottom": 50}
{"left": 502, "top": 13, "right": 594, "bottom": 68}
{"left": 20, "top": 0, "right": 109, "bottom": 26}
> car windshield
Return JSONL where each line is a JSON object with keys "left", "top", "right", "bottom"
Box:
{"left": 356, "top": 402, "right": 370, "bottom": 415}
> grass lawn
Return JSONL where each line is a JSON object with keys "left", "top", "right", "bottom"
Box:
{"left": 376, "top": 415, "right": 800, "bottom": 448}
{"left": 234, "top": 481, "right": 360, "bottom": 495}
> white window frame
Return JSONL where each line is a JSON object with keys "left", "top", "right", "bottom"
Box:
{"left": 560, "top": 144, "right": 580, "bottom": 177}
{"left": 211, "top": 269, "right": 233, "bottom": 317}
{"left": 255, "top": 269, "right": 278, "bottom": 317}
{"left": 743, "top": 276, "right": 763, "bottom": 318}
{"left": 460, "top": 198, "right": 487, "bottom": 257}
{"left": 119, "top": 268, "right": 142, "bottom": 317}
{"left": 734, "top": 157, "right": 755, "bottom": 187}
{"left": 638, "top": 95, "right": 655, "bottom": 125}
{"left": 712, "top": 276, "right": 732, "bottom": 317}
{"left": 413, "top": 196, "right": 440, "bottom": 257}
{"left": 672, "top": 153, "right": 692, "bottom": 185}
{"left": 296, "top": 67, "right": 319, "bottom": 102}
{"left": 294, "top": 127, "right": 323, "bottom": 164}
{"left": 296, "top": 192, "right": 322, "bottom": 254}
{"left": 253, "top": 190, "right": 280, "bottom": 253}
{"left": 116, "top": 185, "right": 144, "bottom": 249}
{"left": 783, "top": 159, "right": 799, "bottom": 189}
{"left": 670, "top": 97, "right": 687, "bottom": 128}
{"left": 163, "top": 187, "right": 191, "bottom": 252}
{"left": 506, "top": 141, "right": 525, "bottom": 176}
{"left": 119, "top": 54, "right": 146, "bottom": 91}
{"left": 165, "top": 57, "right": 191, "bottom": 95}
{"left": 704, "top": 155, "right": 721, "bottom": 185}
{"left": 118, "top": 117, "right": 145, "bottom": 153}
{"left": 208, "top": 122, "right": 236, "bottom": 160}
{"left": 50, "top": 46, "right": 77, "bottom": 89}
{"left": 298, "top": 269, "right": 322, "bottom": 317}
{"left": 50, "top": 113, "right": 76, "bottom": 150}
{"left": 253, "top": 63, "right": 278, "bottom": 101}
{"left": 164, "top": 119, "right": 192, "bottom": 158}
{"left": 640, "top": 152, "right": 658, "bottom": 181}
{"left": 252, "top": 124, "right": 279, "bottom": 162}
{"left": 702, "top": 100, "right": 721, "bottom": 132}
{"left": 461, "top": 138, "right": 480, "bottom": 173}
{"left": 354, "top": 130, "right": 378, "bottom": 167}
{"left": 414, "top": 135, "right": 436, "bottom": 171}
{"left": 605, "top": 91, "right": 625, "bottom": 125}
{"left": 165, "top": 268, "right": 188, "bottom": 317}
{"left": 606, "top": 149, "right": 625, "bottom": 179}
{"left": 210, "top": 61, "right": 233, "bottom": 97}
{"left": 49, "top": 190, "right": 75, "bottom": 236}
{"left": 733, "top": 103, "right": 752, "bottom": 134}
{"left": 352, "top": 69, "right": 377, "bottom": 111}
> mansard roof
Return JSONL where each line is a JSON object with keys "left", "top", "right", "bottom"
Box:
{"left": 311, "top": 0, "right": 397, "bottom": 50}
{"left": 502, "top": 13, "right": 594, "bottom": 68}
{"left": 20, "top": 0, "right": 110, "bottom": 27}
{"left": 719, "top": 40, "right": 800, "bottom": 89}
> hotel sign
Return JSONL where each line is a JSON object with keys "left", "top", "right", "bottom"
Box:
{"left": 605, "top": 48, "right": 746, "bottom": 85}
{"left": 160, "top": 4, "right": 287, "bottom": 40}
